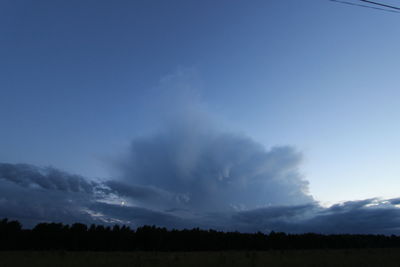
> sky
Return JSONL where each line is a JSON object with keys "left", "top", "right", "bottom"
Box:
{"left": 1, "top": 0, "right": 400, "bottom": 233}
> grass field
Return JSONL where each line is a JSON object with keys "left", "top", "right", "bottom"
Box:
{"left": 1, "top": 249, "right": 400, "bottom": 267}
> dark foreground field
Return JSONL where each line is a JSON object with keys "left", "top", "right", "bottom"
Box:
{"left": 1, "top": 249, "right": 400, "bottom": 267}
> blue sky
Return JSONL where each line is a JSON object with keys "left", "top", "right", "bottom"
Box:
{"left": 1, "top": 0, "right": 400, "bottom": 231}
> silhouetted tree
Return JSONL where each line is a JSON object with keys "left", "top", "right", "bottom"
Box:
{"left": 1, "top": 218, "right": 400, "bottom": 251}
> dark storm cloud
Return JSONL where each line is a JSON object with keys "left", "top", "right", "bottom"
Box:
{"left": 304, "top": 205, "right": 400, "bottom": 234}
{"left": 304, "top": 199, "right": 400, "bottom": 234}
{"left": 89, "top": 202, "right": 187, "bottom": 228}
{"left": 0, "top": 163, "right": 96, "bottom": 193}
{"left": 0, "top": 163, "right": 109, "bottom": 227}
{"left": 106, "top": 180, "right": 168, "bottom": 200}
{"left": 234, "top": 204, "right": 317, "bottom": 225}
{"left": 0, "top": 162, "right": 400, "bottom": 233}
{"left": 116, "top": 126, "right": 313, "bottom": 212}
{"left": 326, "top": 199, "right": 377, "bottom": 213}
{"left": 231, "top": 203, "right": 320, "bottom": 233}
{"left": 233, "top": 199, "right": 400, "bottom": 234}
{"left": 0, "top": 178, "right": 95, "bottom": 227}
{"left": 91, "top": 198, "right": 400, "bottom": 234}
{"left": 389, "top": 198, "right": 400, "bottom": 205}
{"left": 105, "top": 180, "right": 190, "bottom": 210}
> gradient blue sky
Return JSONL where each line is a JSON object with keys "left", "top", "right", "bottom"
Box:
{"left": 1, "top": 0, "right": 400, "bottom": 206}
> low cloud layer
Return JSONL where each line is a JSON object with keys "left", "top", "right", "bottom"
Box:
{"left": 233, "top": 199, "right": 400, "bottom": 234}
{"left": 1, "top": 151, "right": 400, "bottom": 233}
{"left": 0, "top": 164, "right": 98, "bottom": 227}
{"left": 0, "top": 163, "right": 96, "bottom": 194}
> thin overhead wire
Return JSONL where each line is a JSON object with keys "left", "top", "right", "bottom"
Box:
{"left": 360, "top": 0, "right": 400, "bottom": 11}
{"left": 329, "top": 0, "right": 400, "bottom": 13}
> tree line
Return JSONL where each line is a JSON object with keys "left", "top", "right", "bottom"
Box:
{"left": 1, "top": 218, "right": 400, "bottom": 251}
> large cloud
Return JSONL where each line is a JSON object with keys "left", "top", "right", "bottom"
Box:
{"left": 115, "top": 125, "right": 313, "bottom": 212}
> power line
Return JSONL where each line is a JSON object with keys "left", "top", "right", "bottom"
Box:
{"left": 329, "top": 0, "right": 400, "bottom": 13}
{"left": 360, "top": 0, "right": 400, "bottom": 11}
